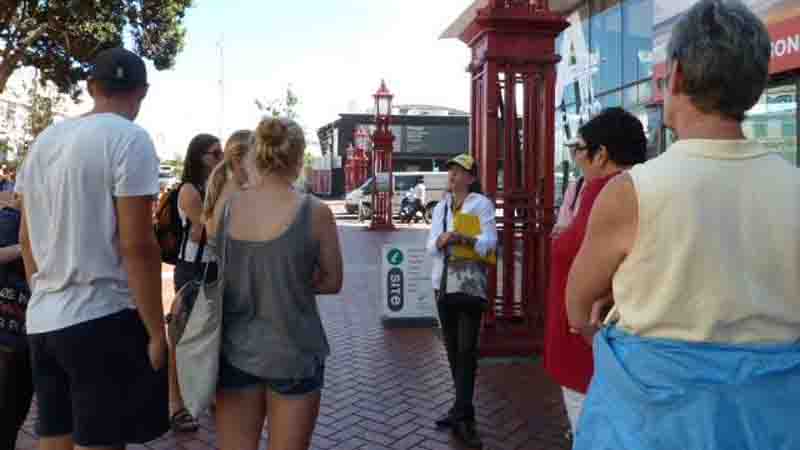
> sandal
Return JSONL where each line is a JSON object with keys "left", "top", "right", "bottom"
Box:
{"left": 170, "top": 408, "right": 199, "bottom": 433}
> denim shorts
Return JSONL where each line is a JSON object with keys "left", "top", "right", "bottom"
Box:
{"left": 218, "top": 357, "right": 324, "bottom": 397}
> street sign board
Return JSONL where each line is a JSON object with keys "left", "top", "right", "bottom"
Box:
{"left": 381, "top": 245, "right": 436, "bottom": 320}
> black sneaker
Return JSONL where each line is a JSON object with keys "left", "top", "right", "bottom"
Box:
{"left": 435, "top": 412, "right": 456, "bottom": 429}
{"left": 454, "top": 420, "right": 483, "bottom": 449}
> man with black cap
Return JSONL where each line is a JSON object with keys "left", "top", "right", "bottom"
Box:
{"left": 16, "top": 47, "right": 168, "bottom": 449}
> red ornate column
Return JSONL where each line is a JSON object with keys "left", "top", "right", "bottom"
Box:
{"left": 453, "top": 0, "right": 568, "bottom": 356}
{"left": 368, "top": 80, "right": 396, "bottom": 231}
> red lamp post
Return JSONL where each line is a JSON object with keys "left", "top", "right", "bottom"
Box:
{"left": 368, "top": 80, "right": 396, "bottom": 231}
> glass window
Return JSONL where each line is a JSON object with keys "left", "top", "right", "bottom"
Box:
{"left": 394, "top": 175, "right": 417, "bottom": 192}
{"left": 557, "top": 4, "right": 591, "bottom": 107}
{"left": 591, "top": 0, "right": 621, "bottom": 15}
{"left": 591, "top": 4, "right": 623, "bottom": 95}
{"left": 599, "top": 91, "right": 622, "bottom": 109}
{"left": 623, "top": 84, "right": 639, "bottom": 107}
{"left": 744, "top": 81, "right": 797, "bottom": 165}
{"left": 623, "top": 0, "right": 654, "bottom": 84}
{"left": 639, "top": 79, "right": 653, "bottom": 104}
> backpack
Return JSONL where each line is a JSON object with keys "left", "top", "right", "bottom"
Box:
{"left": 154, "top": 183, "right": 184, "bottom": 265}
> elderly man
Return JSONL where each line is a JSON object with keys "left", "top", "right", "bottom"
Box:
{"left": 566, "top": 1, "right": 800, "bottom": 449}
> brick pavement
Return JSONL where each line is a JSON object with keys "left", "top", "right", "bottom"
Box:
{"left": 16, "top": 223, "right": 570, "bottom": 450}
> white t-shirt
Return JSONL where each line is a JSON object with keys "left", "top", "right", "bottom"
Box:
{"left": 16, "top": 113, "right": 160, "bottom": 334}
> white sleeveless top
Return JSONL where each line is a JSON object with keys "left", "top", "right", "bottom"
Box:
{"left": 612, "top": 139, "right": 800, "bottom": 344}
{"left": 178, "top": 206, "right": 213, "bottom": 263}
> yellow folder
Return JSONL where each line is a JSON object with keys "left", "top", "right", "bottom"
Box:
{"left": 451, "top": 212, "right": 497, "bottom": 265}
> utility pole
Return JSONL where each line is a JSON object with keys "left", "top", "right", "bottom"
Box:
{"left": 218, "top": 34, "right": 225, "bottom": 138}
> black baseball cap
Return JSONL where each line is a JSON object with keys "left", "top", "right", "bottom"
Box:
{"left": 89, "top": 47, "right": 148, "bottom": 91}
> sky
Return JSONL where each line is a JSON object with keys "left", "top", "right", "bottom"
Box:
{"left": 118, "top": 0, "right": 476, "bottom": 159}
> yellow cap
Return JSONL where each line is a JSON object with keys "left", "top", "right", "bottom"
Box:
{"left": 446, "top": 153, "right": 475, "bottom": 172}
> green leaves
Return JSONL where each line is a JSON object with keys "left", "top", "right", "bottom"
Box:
{"left": 0, "top": 0, "right": 194, "bottom": 99}
{"left": 254, "top": 87, "right": 300, "bottom": 120}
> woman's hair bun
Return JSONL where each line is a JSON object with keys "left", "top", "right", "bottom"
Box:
{"left": 257, "top": 118, "right": 288, "bottom": 148}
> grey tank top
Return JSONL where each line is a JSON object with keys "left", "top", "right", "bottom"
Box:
{"left": 220, "top": 194, "right": 329, "bottom": 379}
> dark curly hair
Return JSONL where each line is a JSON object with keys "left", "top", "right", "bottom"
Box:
{"left": 579, "top": 108, "right": 647, "bottom": 166}
{"left": 181, "top": 133, "right": 220, "bottom": 188}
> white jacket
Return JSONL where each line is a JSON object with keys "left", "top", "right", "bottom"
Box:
{"left": 426, "top": 192, "right": 498, "bottom": 290}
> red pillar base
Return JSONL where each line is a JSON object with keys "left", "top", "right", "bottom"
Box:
{"left": 367, "top": 222, "right": 396, "bottom": 231}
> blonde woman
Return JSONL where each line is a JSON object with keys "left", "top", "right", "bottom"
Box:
{"left": 204, "top": 129, "right": 252, "bottom": 234}
{"left": 214, "top": 117, "right": 343, "bottom": 450}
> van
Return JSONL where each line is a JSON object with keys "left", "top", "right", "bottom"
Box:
{"left": 345, "top": 171, "right": 448, "bottom": 220}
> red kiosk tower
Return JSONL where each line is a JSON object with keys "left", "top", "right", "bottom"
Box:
{"left": 449, "top": 0, "right": 568, "bottom": 355}
{"left": 345, "top": 143, "right": 356, "bottom": 193}
{"left": 368, "top": 80, "right": 396, "bottom": 231}
{"left": 345, "top": 128, "right": 371, "bottom": 193}
{"left": 354, "top": 127, "right": 370, "bottom": 188}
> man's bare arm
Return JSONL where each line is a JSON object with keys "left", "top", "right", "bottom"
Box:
{"left": 116, "top": 196, "right": 167, "bottom": 368}
{"left": 18, "top": 197, "right": 38, "bottom": 286}
{"left": 566, "top": 174, "right": 637, "bottom": 332}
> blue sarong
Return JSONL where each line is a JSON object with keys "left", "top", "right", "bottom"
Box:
{"left": 574, "top": 327, "right": 800, "bottom": 450}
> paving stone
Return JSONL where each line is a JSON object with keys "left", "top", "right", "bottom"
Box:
{"left": 18, "top": 224, "right": 569, "bottom": 450}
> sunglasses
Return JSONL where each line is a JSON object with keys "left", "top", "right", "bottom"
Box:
{"left": 205, "top": 149, "right": 223, "bottom": 157}
{"left": 568, "top": 144, "right": 590, "bottom": 157}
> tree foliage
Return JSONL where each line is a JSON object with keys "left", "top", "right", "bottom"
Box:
{"left": 19, "top": 74, "right": 64, "bottom": 158}
{"left": 0, "top": 0, "right": 193, "bottom": 99}
{"left": 254, "top": 86, "right": 299, "bottom": 120}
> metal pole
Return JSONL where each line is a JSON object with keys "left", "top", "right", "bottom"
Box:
{"left": 218, "top": 35, "right": 225, "bottom": 138}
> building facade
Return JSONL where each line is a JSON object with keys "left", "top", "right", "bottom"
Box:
{"left": 317, "top": 105, "right": 469, "bottom": 196}
{"left": 554, "top": 0, "right": 799, "bottom": 181}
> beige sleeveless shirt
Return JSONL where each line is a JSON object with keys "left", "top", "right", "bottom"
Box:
{"left": 612, "top": 139, "right": 800, "bottom": 343}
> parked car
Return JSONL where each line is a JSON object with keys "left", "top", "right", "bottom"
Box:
{"left": 158, "top": 165, "right": 178, "bottom": 190}
{"left": 346, "top": 171, "right": 448, "bottom": 221}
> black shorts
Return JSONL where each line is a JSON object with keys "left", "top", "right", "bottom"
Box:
{"left": 28, "top": 309, "right": 169, "bottom": 447}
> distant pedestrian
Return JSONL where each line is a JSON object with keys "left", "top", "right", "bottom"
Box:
{"left": 0, "top": 165, "right": 14, "bottom": 192}
{"left": 17, "top": 47, "right": 168, "bottom": 450}
{"left": 214, "top": 117, "right": 342, "bottom": 450}
{"left": 567, "top": 1, "right": 800, "bottom": 448}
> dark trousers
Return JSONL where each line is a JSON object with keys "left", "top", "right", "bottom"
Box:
{"left": 0, "top": 344, "right": 34, "bottom": 449}
{"left": 437, "top": 295, "right": 483, "bottom": 422}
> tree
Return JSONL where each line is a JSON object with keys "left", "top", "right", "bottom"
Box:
{"left": 0, "top": 0, "right": 194, "bottom": 99}
{"left": 0, "top": 139, "right": 10, "bottom": 161}
{"left": 19, "top": 74, "right": 64, "bottom": 158}
{"left": 161, "top": 152, "right": 184, "bottom": 179}
{"left": 254, "top": 87, "right": 299, "bottom": 120}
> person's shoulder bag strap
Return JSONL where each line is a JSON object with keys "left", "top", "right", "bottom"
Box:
{"left": 437, "top": 196, "right": 449, "bottom": 301}
{"left": 570, "top": 176, "right": 584, "bottom": 212}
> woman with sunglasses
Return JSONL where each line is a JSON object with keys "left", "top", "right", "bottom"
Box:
{"left": 553, "top": 141, "right": 586, "bottom": 237}
{"left": 170, "top": 133, "right": 223, "bottom": 432}
{"left": 543, "top": 108, "right": 647, "bottom": 438}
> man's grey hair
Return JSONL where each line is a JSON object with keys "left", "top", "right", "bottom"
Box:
{"left": 667, "top": 0, "right": 771, "bottom": 121}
